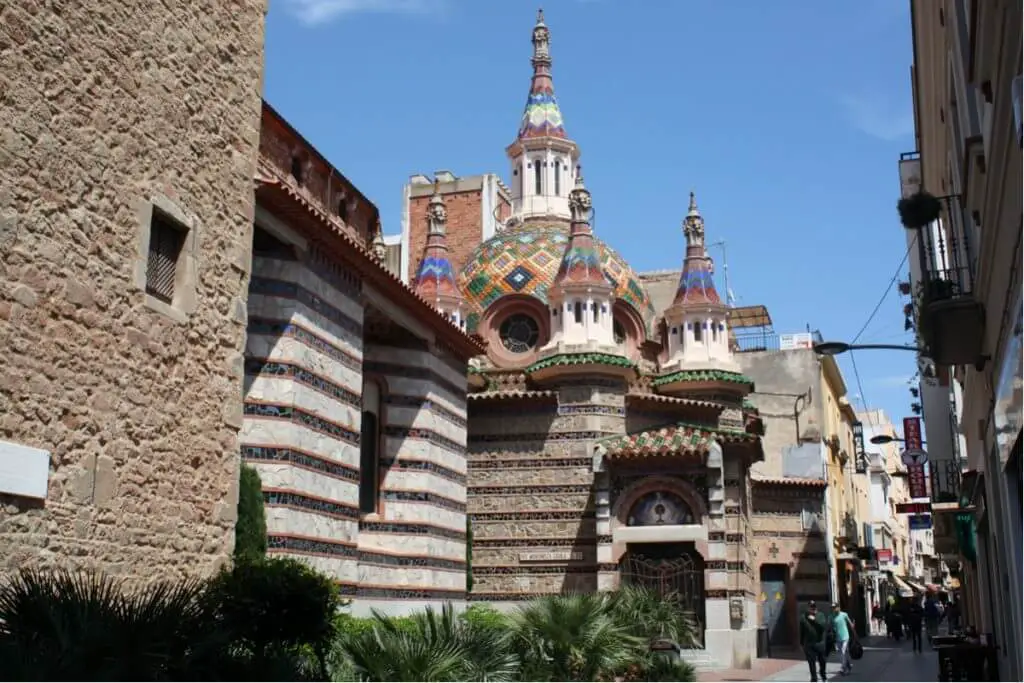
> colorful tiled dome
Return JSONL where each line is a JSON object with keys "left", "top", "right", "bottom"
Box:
{"left": 459, "top": 225, "right": 656, "bottom": 333}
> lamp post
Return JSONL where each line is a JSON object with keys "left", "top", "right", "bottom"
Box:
{"left": 870, "top": 435, "right": 929, "bottom": 446}
{"left": 813, "top": 341, "right": 921, "bottom": 356}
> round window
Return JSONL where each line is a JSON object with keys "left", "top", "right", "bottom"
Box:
{"left": 613, "top": 319, "right": 626, "bottom": 345}
{"left": 499, "top": 313, "right": 540, "bottom": 354}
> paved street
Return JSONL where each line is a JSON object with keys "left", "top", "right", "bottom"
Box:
{"left": 762, "top": 636, "right": 939, "bottom": 682}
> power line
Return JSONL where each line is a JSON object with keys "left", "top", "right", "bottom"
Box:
{"left": 850, "top": 234, "right": 918, "bottom": 345}
{"left": 849, "top": 351, "right": 875, "bottom": 429}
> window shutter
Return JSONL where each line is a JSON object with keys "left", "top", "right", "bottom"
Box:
{"left": 146, "top": 216, "right": 184, "bottom": 303}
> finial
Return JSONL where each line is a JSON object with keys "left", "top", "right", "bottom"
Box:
{"left": 371, "top": 220, "right": 386, "bottom": 262}
{"left": 427, "top": 182, "right": 447, "bottom": 233}
{"left": 568, "top": 172, "right": 592, "bottom": 224}
{"left": 687, "top": 191, "right": 700, "bottom": 217}
{"left": 536, "top": 8, "right": 545, "bottom": 25}
{"left": 433, "top": 177, "right": 441, "bottom": 195}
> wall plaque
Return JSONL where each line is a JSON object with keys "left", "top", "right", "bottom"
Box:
{"left": 519, "top": 550, "right": 582, "bottom": 563}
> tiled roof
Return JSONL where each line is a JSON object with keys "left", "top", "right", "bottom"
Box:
{"left": 652, "top": 369, "right": 754, "bottom": 388}
{"left": 624, "top": 393, "right": 723, "bottom": 410}
{"left": 526, "top": 352, "right": 635, "bottom": 374}
{"left": 601, "top": 421, "right": 758, "bottom": 459}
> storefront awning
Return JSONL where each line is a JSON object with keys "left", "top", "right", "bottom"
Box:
{"left": 887, "top": 573, "right": 916, "bottom": 597}
{"left": 905, "top": 579, "right": 927, "bottom": 593}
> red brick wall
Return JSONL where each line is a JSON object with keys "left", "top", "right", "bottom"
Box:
{"left": 407, "top": 188, "right": 484, "bottom": 282}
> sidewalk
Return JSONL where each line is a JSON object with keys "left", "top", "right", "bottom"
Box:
{"left": 762, "top": 636, "right": 939, "bottom": 682}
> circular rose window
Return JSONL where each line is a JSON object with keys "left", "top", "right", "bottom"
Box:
{"left": 499, "top": 313, "right": 540, "bottom": 354}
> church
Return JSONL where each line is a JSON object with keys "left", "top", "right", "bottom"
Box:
{"left": 397, "top": 10, "right": 770, "bottom": 668}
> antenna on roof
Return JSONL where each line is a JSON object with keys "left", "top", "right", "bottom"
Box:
{"left": 707, "top": 240, "right": 736, "bottom": 306}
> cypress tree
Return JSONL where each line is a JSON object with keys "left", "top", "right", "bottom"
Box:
{"left": 234, "top": 464, "right": 267, "bottom": 562}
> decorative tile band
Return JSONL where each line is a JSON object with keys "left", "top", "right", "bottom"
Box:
{"left": 470, "top": 510, "right": 596, "bottom": 521}
{"left": 359, "top": 519, "right": 466, "bottom": 541}
{"left": 249, "top": 277, "right": 362, "bottom": 341}
{"left": 469, "top": 457, "right": 592, "bottom": 470}
{"left": 306, "top": 243, "right": 362, "bottom": 299}
{"left": 469, "top": 431, "right": 607, "bottom": 444}
{"left": 248, "top": 316, "right": 361, "bottom": 372}
{"left": 557, "top": 404, "right": 625, "bottom": 417}
{"left": 468, "top": 484, "right": 591, "bottom": 496}
{"left": 246, "top": 358, "right": 360, "bottom": 408}
{"left": 264, "top": 489, "right": 359, "bottom": 520}
{"left": 357, "top": 586, "right": 466, "bottom": 601}
{"left": 244, "top": 445, "right": 359, "bottom": 482}
{"left": 359, "top": 549, "right": 466, "bottom": 572}
{"left": 363, "top": 360, "right": 465, "bottom": 406}
{"left": 473, "top": 565, "right": 597, "bottom": 576}
{"left": 469, "top": 588, "right": 748, "bottom": 603}
{"left": 386, "top": 394, "right": 467, "bottom": 428}
{"left": 391, "top": 458, "right": 466, "bottom": 486}
{"left": 269, "top": 534, "right": 357, "bottom": 558}
{"left": 472, "top": 537, "right": 602, "bottom": 548}
{"left": 752, "top": 530, "right": 824, "bottom": 538}
{"left": 244, "top": 401, "right": 360, "bottom": 446}
{"left": 383, "top": 489, "right": 466, "bottom": 513}
{"left": 383, "top": 425, "right": 465, "bottom": 455}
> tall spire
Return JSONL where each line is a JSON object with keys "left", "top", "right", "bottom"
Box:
{"left": 414, "top": 180, "right": 463, "bottom": 313}
{"left": 672, "top": 192, "right": 722, "bottom": 307}
{"left": 552, "top": 172, "right": 608, "bottom": 289}
{"left": 517, "top": 9, "right": 567, "bottom": 140}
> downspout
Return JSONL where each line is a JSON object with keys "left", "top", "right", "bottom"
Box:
{"left": 823, "top": 442, "right": 839, "bottom": 604}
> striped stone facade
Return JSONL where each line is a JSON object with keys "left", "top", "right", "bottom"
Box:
{"left": 241, "top": 214, "right": 471, "bottom": 612}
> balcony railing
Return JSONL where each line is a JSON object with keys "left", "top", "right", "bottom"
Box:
{"left": 732, "top": 329, "right": 824, "bottom": 354}
{"left": 930, "top": 459, "right": 962, "bottom": 505}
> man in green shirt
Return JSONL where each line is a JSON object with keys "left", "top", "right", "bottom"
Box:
{"left": 799, "top": 601, "right": 828, "bottom": 682}
{"left": 831, "top": 602, "right": 856, "bottom": 674}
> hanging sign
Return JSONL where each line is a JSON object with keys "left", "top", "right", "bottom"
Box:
{"left": 903, "top": 416, "right": 929, "bottom": 499}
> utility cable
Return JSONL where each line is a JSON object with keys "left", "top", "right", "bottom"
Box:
{"left": 849, "top": 351, "right": 875, "bottom": 429}
{"left": 850, "top": 234, "right": 918, "bottom": 345}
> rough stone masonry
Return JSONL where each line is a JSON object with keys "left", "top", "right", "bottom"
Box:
{"left": 0, "top": 1, "right": 268, "bottom": 581}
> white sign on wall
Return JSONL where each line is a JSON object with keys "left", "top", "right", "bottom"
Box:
{"left": 780, "top": 333, "right": 814, "bottom": 350}
{"left": 519, "top": 550, "right": 582, "bottom": 563}
{"left": 0, "top": 439, "right": 51, "bottom": 500}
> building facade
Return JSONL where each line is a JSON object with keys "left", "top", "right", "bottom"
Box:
{"left": 906, "top": 1, "right": 1022, "bottom": 678}
{"left": 0, "top": 0, "right": 268, "bottom": 580}
{"left": 396, "top": 11, "right": 773, "bottom": 669}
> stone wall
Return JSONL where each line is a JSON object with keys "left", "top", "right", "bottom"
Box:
{"left": 360, "top": 338, "right": 468, "bottom": 604}
{"left": 243, "top": 222, "right": 364, "bottom": 589}
{"left": 467, "top": 378, "right": 633, "bottom": 599}
{"left": 0, "top": 1, "right": 266, "bottom": 580}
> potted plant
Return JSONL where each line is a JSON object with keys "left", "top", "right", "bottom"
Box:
{"left": 897, "top": 191, "right": 943, "bottom": 230}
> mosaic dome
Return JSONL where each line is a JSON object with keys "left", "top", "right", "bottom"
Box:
{"left": 458, "top": 224, "right": 656, "bottom": 332}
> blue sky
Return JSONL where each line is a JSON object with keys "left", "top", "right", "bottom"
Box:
{"left": 264, "top": 0, "right": 920, "bottom": 434}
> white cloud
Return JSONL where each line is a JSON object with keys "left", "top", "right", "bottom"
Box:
{"left": 837, "top": 92, "right": 914, "bottom": 142}
{"left": 285, "top": 0, "right": 442, "bottom": 25}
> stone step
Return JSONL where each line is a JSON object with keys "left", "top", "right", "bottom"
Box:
{"left": 680, "top": 649, "right": 720, "bottom": 671}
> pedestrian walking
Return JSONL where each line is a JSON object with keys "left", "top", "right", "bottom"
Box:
{"left": 871, "top": 603, "right": 884, "bottom": 635}
{"left": 831, "top": 602, "right": 856, "bottom": 675}
{"left": 799, "top": 601, "right": 829, "bottom": 682}
{"left": 905, "top": 598, "right": 925, "bottom": 653}
{"left": 924, "top": 594, "right": 942, "bottom": 645}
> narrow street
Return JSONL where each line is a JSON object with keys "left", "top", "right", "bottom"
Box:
{"left": 762, "top": 636, "right": 939, "bottom": 682}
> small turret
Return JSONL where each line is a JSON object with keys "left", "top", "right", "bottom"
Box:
{"left": 413, "top": 180, "right": 465, "bottom": 327}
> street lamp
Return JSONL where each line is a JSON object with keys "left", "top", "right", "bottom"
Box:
{"left": 813, "top": 341, "right": 921, "bottom": 356}
{"left": 870, "top": 434, "right": 928, "bottom": 446}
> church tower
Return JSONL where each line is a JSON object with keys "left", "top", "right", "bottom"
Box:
{"left": 662, "top": 192, "right": 739, "bottom": 372}
{"left": 413, "top": 181, "right": 465, "bottom": 328}
{"left": 505, "top": 9, "right": 580, "bottom": 224}
{"left": 543, "top": 173, "right": 617, "bottom": 349}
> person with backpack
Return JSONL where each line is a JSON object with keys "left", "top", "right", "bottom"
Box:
{"left": 799, "top": 601, "right": 829, "bottom": 682}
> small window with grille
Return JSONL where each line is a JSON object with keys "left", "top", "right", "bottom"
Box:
{"left": 145, "top": 211, "right": 186, "bottom": 304}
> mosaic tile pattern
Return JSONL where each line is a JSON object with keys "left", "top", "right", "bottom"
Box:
{"left": 414, "top": 255, "right": 460, "bottom": 298}
{"left": 458, "top": 225, "right": 656, "bottom": 330}
{"left": 519, "top": 88, "right": 567, "bottom": 140}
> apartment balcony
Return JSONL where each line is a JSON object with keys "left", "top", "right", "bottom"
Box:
{"left": 731, "top": 329, "right": 824, "bottom": 354}
{"left": 914, "top": 195, "right": 987, "bottom": 368}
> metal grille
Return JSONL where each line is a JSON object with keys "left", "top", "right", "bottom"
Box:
{"left": 620, "top": 549, "right": 706, "bottom": 644}
{"left": 146, "top": 214, "right": 185, "bottom": 303}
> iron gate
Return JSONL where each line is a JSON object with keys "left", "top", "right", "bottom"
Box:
{"left": 619, "top": 545, "right": 706, "bottom": 644}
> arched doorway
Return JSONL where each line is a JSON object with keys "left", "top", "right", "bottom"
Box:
{"left": 619, "top": 542, "right": 706, "bottom": 644}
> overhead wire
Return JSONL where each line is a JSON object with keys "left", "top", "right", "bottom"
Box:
{"left": 850, "top": 234, "right": 918, "bottom": 345}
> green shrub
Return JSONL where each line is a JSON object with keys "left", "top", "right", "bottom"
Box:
{"left": 460, "top": 603, "right": 506, "bottom": 631}
{"left": 235, "top": 464, "right": 268, "bottom": 562}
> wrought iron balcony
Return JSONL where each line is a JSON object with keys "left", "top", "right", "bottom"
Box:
{"left": 913, "top": 194, "right": 987, "bottom": 368}
{"left": 929, "top": 458, "right": 962, "bottom": 505}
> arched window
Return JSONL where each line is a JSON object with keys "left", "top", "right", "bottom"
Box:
{"left": 554, "top": 160, "right": 561, "bottom": 195}
{"left": 499, "top": 313, "right": 540, "bottom": 354}
{"left": 534, "top": 159, "right": 543, "bottom": 195}
{"left": 574, "top": 301, "right": 583, "bottom": 324}
{"left": 613, "top": 319, "right": 626, "bottom": 345}
{"left": 693, "top": 322, "right": 702, "bottom": 342}
{"left": 359, "top": 381, "right": 382, "bottom": 514}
